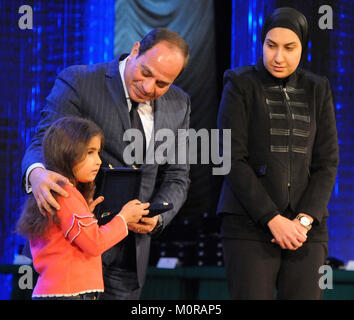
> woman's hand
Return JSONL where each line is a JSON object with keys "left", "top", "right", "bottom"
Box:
{"left": 268, "top": 214, "right": 308, "bottom": 250}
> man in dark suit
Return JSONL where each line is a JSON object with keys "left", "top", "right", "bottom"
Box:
{"left": 21, "top": 28, "right": 191, "bottom": 299}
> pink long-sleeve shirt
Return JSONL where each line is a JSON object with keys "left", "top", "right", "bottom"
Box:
{"left": 30, "top": 185, "right": 128, "bottom": 298}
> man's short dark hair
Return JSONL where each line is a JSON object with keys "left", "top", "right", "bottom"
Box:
{"left": 138, "top": 28, "right": 190, "bottom": 71}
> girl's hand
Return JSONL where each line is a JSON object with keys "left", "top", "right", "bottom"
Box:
{"left": 88, "top": 196, "right": 104, "bottom": 212}
{"left": 119, "top": 200, "right": 150, "bottom": 224}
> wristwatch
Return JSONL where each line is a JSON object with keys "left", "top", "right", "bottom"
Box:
{"left": 296, "top": 214, "right": 312, "bottom": 230}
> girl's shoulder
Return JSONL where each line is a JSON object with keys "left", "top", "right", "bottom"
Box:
{"left": 58, "top": 184, "right": 89, "bottom": 210}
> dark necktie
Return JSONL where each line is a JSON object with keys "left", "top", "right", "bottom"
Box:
{"left": 129, "top": 100, "right": 146, "bottom": 164}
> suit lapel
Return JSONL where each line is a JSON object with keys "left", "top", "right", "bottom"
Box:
{"left": 152, "top": 95, "right": 168, "bottom": 150}
{"left": 142, "top": 95, "right": 168, "bottom": 167}
{"left": 105, "top": 57, "right": 131, "bottom": 132}
{"left": 153, "top": 97, "right": 164, "bottom": 136}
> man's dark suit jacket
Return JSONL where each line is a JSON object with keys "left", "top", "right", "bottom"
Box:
{"left": 21, "top": 57, "right": 191, "bottom": 287}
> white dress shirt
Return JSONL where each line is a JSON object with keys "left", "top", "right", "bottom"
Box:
{"left": 119, "top": 57, "right": 154, "bottom": 150}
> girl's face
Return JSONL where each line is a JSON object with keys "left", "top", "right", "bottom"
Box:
{"left": 72, "top": 135, "right": 102, "bottom": 184}
{"left": 263, "top": 27, "right": 302, "bottom": 79}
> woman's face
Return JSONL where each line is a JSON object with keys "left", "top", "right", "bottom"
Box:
{"left": 263, "top": 27, "right": 302, "bottom": 79}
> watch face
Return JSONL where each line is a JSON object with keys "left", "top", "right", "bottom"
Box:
{"left": 300, "top": 216, "right": 311, "bottom": 226}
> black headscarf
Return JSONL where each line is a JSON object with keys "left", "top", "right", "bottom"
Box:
{"left": 261, "top": 7, "right": 308, "bottom": 50}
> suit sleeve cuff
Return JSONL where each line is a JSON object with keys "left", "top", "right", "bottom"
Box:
{"left": 296, "top": 211, "right": 318, "bottom": 226}
{"left": 25, "top": 163, "right": 46, "bottom": 193}
{"left": 117, "top": 214, "right": 128, "bottom": 235}
{"left": 149, "top": 214, "right": 164, "bottom": 236}
{"left": 258, "top": 211, "right": 279, "bottom": 228}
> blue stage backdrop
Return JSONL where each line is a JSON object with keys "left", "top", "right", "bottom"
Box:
{"left": 325, "top": 0, "right": 353, "bottom": 265}
{"left": 0, "top": 0, "right": 352, "bottom": 299}
{"left": 0, "top": 0, "right": 115, "bottom": 299}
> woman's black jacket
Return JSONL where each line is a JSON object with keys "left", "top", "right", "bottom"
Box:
{"left": 217, "top": 59, "right": 339, "bottom": 241}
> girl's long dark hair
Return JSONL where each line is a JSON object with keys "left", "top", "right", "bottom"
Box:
{"left": 16, "top": 116, "right": 104, "bottom": 239}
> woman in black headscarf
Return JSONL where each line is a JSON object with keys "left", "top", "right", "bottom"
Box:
{"left": 217, "top": 7, "right": 339, "bottom": 299}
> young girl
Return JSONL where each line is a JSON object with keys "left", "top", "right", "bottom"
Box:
{"left": 16, "top": 116, "right": 149, "bottom": 299}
